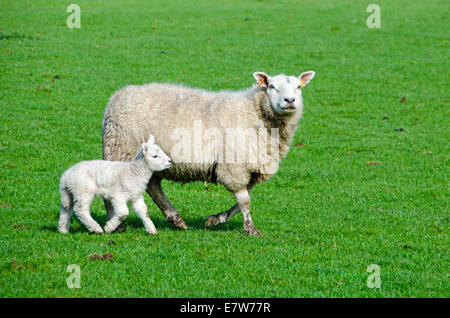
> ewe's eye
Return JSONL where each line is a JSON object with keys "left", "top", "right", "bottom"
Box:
{"left": 268, "top": 84, "right": 278, "bottom": 92}
{"left": 297, "top": 85, "right": 302, "bottom": 89}
{"left": 152, "top": 155, "right": 158, "bottom": 158}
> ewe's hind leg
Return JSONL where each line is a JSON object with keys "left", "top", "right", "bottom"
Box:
{"left": 146, "top": 176, "right": 188, "bottom": 230}
{"left": 235, "top": 188, "right": 261, "bottom": 236}
{"left": 73, "top": 196, "right": 103, "bottom": 234}
{"left": 104, "top": 199, "right": 114, "bottom": 220}
{"left": 104, "top": 199, "right": 129, "bottom": 233}
{"left": 131, "top": 197, "right": 157, "bottom": 235}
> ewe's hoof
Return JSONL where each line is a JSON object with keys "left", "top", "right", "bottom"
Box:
{"left": 115, "top": 224, "right": 126, "bottom": 233}
{"left": 205, "top": 215, "right": 221, "bottom": 228}
{"left": 245, "top": 228, "right": 262, "bottom": 236}
{"left": 244, "top": 223, "right": 262, "bottom": 236}
{"left": 104, "top": 224, "right": 126, "bottom": 233}
{"left": 168, "top": 216, "right": 188, "bottom": 230}
{"left": 175, "top": 220, "right": 188, "bottom": 231}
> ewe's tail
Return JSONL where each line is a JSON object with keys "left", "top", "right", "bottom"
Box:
{"left": 102, "top": 107, "right": 139, "bottom": 162}
{"left": 102, "top": 119, "right": 124, "bottom": 161}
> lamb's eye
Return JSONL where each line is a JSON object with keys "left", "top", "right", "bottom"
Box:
{"left": 297, "top": 85, "right": 302, "bottom": 89}
{"left": 152, "top": 155, "right": 158, "bottom": 158}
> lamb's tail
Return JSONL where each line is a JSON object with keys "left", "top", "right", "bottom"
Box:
{"left": 58, "top": 186, "right": 73, "bottom": 234}
{"left": 59, "top": 186, "right": 73, "bottom": 211}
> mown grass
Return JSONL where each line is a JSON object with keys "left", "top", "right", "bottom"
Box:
{"left": 0, "top": 0, "right": 448, "bottom": 297}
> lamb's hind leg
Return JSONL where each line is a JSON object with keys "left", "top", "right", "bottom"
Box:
{"left": 58, "top": 188, "right": 73, "bottom": 234}
{"left": 104, "top": 199, "right": 125, "bottom": 232}
{"left": 146, "top": 176, "right": 188, "bottom": 230}
{"left": 73, "top": 195, "right": 103, "bottom": 234}
{"left": 104, "top": 199, "right": 129, "bottom": 233}
{"left": 58, "top": 205, "right": 73, "bottom": 234}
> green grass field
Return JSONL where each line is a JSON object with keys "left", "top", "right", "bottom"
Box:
{"left": 0, "top": 0, "right": 448, "bottom": 297}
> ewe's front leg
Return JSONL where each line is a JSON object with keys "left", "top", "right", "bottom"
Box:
{"left": 205, "top": 203, "right": 240, "bottom": 228}
{"left": 205, "top": 183, "right": 256, "bottom": 228}
{"left": 104, "top": 199, "right": 129, "bottom": 233}
{"left": 235, "top": 188, "right": 261, "bottom": 236}
{"left": 132, "top": 197, "right": 157, "bottom": 235}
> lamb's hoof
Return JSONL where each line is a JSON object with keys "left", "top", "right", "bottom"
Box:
{"left": 168, "top": 216, "right": 188, "bottom": 230}
{"left": 244, "top": 223, "right": 262, "bottom": 236}
{"left": 205, "top": 215, "right": 221, "bottom": 228}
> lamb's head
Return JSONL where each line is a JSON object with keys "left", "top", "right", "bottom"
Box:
{"left": 253, "top": 71, "right": 315, "bottom": 115}
{"left": 141, "top": 135, "right": 172, "bottom": 171}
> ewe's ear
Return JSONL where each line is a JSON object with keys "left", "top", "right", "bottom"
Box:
{"left": 253, "top": 72, "right": 270, "bottom": 87}
{"left": 147, "top": 134, "right": 155, "bottom": 144}
{"left": 299, "top": 71, "right": 315, "bottom": 87}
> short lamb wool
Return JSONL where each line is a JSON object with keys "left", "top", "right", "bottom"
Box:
{"left": 58, "top": 135, "right": 172, "bottom": 234}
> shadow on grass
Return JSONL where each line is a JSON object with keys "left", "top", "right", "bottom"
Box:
{"left": 41, "top": 213, "right": 242, "bottom": 234}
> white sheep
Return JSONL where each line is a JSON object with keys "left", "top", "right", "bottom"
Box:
{"left": 58, "top": 135, "right": 172, "bottom": 234}
{"left": 102, "top": 71, "right": 315, "bottom": 235}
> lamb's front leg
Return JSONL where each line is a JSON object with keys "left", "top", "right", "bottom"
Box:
{"left": 104, "top": 199, "right": 129, "bottom": 233}
{"left": 132, "top": 196, "right": 157, "bottom": 235}
{"left": 235, "top": 188, "right": 261, "bottom": 236}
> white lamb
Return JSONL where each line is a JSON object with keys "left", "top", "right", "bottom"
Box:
{"left": 58, "top": 135, "right": 172, "bottom": 235}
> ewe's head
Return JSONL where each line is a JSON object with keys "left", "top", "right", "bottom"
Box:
{"left": 141, "top": 135, "right": 172, "bottom": 171}
{"left": 253, "top": 71, "right": 315, "bottom": 115}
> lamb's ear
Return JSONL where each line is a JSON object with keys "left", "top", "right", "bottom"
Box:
{"left": 298, "top": 71, "right": 315, "bottom": 87}
{"left": 147, "top": 134, "right": 155, "bottom": 145}
{"left": 253, "top": 72, "right": 270, "bottom": 87}
{"left": 141, "top": 143, "right": 149, "bottom": 154}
